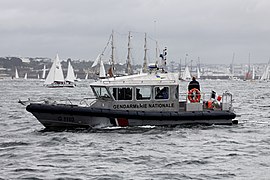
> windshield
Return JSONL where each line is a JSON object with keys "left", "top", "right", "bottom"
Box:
{"left": 92, "top": 86, "right": 111, "bottom": 99}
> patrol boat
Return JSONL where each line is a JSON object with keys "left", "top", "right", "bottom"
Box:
{"left": 25, "top": 70, "right": 237, "bottom": 130}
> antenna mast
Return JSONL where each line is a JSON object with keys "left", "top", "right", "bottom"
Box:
{"left": 142, "top": 33, "right": 148, "bottom": 73}
{"left": 109, "top": 30, "right": 115, "bottom": 77}
{"left": 126, "top": 31, "right": 133, "bottom": 75}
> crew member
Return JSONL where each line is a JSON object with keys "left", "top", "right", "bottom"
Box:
{"left": 187, "top": 77, "right": 201, "bottom": 102}
{"left": 188, "top": 77, "right": 200, "bottom": 91}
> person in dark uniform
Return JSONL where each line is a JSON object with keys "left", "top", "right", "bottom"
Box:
{"left": 188, "top": 77, "right": 200, "bottom": 91}
{"left": 188, "top": 77, "right": 201, "bottom": 102}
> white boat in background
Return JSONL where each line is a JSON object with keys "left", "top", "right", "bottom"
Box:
{"left": 99, "top": 59, "right": 106, "bottom": 79}
{"left": 15, "top": 68, "right": 19, "bottom": 79}
{"left": 41, "top": 64, "right": 47, "bottom": 81}
{"left": 65, "top": 61, "right": 76, "bottom": 86}
{"left": 85, "top": 73, "right": 89, "bottom": 80}
{"left": 92, "top": 53, "right": 107, "bottom": 79}
{"left": 260, "top": 62, "right": 270, "bottom": 81}
{"left": 197, "top": 67, "right": 201, "bottom": 79}
{"left": 252, "top": 66, "right": 255, "bottom": 80}
{"left": 24, "top": 73, "right": 28, "bottom": 80}
{"left": 44, "top": 54, "right": 74, "bottom": 88}
{"left": 181, "top": 66, "right": 191, "bottom": 81}
{"left": 74, "top": 74, "right": 81, "bottom": 82}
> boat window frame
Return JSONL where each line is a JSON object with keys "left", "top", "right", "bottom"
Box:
{"left": 91, "top": 86, "right": 112, "bottom": 100}
{"left": 175, "top": 86, "right": 179, "bottom": 100}
{"left": 109, "top": 86, "right": 133, "bottom": 101}
{"left": 154, "top": 86, "right": 170, "bottom": 101}
{"left": 135, "top": 86, "right": 152, "bottom": 101}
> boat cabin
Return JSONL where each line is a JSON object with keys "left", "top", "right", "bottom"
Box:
{"left": 90, "top": 72, "right": 233, "bottom": 112}
{"left": 90, "top": 73, "right": 180, "bottom": 112}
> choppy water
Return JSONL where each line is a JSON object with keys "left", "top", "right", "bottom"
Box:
{"left": 0, "top": 79, "right": 269, "bottom": 179}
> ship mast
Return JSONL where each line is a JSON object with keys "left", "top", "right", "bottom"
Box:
{"left": 126, "top": 31, "right": 133, "bottom": 75}
{"left": 179, "top": 58, "right": 182, "bottom": 77}
{"left": 245, "top": 53, "right": 251, "bottom": 80}
{"left": 155, "top": 40, "right": 159, "bottom": 66}
{"left": 142, "top": 33, "right": 148, "bottom": 73}
{"left": 230, "top": 52, "right": 235, "bottom": 79}
{"left": 108, "top": 30, "right": 115, "bottom": 77}
{"left": 154, "top": 20, "right": 159, "bottom": 66}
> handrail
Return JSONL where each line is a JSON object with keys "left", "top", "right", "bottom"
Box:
{"left": 101, "top": 79, "right": 177, "bottom": 84}
{"left": 18, "top": 97, "right": 97, "bottom": 107}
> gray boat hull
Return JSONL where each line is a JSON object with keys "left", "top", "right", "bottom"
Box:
{"left": 26, "top": 103, "right": 237, "bottom": 129}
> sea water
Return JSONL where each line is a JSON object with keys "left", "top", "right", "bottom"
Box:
{"left": 0, "top": 79, "right": 269, "bottom": 179}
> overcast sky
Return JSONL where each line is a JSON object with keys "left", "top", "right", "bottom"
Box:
{"left": 1, "top": 0, "right": 270, "bottom": 64}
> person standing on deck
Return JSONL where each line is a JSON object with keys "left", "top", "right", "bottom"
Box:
{"left": 188, "top": 77, "right": 200, "bottom": 91}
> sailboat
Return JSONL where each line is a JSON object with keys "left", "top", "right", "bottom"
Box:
{"left": 44, "top": 54, "right": 72, "bottom": 88}
{"left": 260, "top": 61, "right": 270, "bottom": 81}
{"left": 40, "top": 64, "right": 47, "bottom": 81}
{"left": 244, "top": 53, "right": 252, "bottom": 81}
{"left": 92, "top": 30, "right": 117, "bottom": 79}
{"left": 197, "top": 67, "right": 201, "bottom": 79}
{"left": 24, "top": 73, "right": 28, "bottom": 80}
{"left": 252, "top": 66, "right": 255, "bottom": 80}
{"left": 99, "top": 59, "right": 106, "bottom": 79}
{"left": 85, "top": 73, "right": 88, "bottom": 80}
{"left": 91, "top": 53, "right": 108, "bottom": 79}
{"left": 181, "top": 66, "right": 191, "bottom": 81}
{"left": 65, "top": 61, "right": 76, "bottom": 87}
{"left": 14, "top": 68, "right": 19, "bottom": 79}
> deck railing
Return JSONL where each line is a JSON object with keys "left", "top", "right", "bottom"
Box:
{"left": 18, "top": 97, "right": 97, "bottom": 107}
{"left": 179, "top": 91, "right": 233, "bottom": 111}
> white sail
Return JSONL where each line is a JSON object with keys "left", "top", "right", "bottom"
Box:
{"left": 197, "top": 67, "right": 201, "bottom": 79}
{"left": 99, "top": 59, "right": 106, "bottom": 78}
{"left": 37, "top": 74, "right": 40, "bottom": 79}
{"left": 92, "top": 54, "right": 101, "bottom": 68}
{"left": 15, "top": 68, "right": 19, "bottom": 79}
{"left": 85, "top": 73, "right": 88, "bottom": 80}
{"left": 24, "top": 73, "right": 28, "bottom": 80}
{"left": 252, "top": 66, "right": 255, "bottom": 80}
{"left": 260, "top": 64, "right": 270, "bottom": 81}
{"left": 182, "top": 66, "right": 191, "bottom": 81}
{"left": 65, "top": 61, "right": 76, "bottom": 83}
{"left": 42, "top": 65, "right": 46, "bottom": 79}
{"left": 44, "top": 54, "right": 65, "bottom": 85}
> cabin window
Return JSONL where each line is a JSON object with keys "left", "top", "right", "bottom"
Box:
{"left": 154, "top": 86, "right": 169, "bottom": 100}
{"left": 93, "top": 86, "right": 111, "bottom": 99}
{"left": 136, "top": 87, "right": 151, "bottom": 100}
{"left": 110, "top": 88, "right": 117, "bottom": 100}
{"left": 109, "top": 87, "right": 132, "bottom": 101}
{"left": 175, "top": 86, "right": 179, "bottom": 99}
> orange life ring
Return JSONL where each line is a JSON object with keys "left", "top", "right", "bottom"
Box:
{"left": 188, "top": 88, "right": 201, "bottom": 103}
